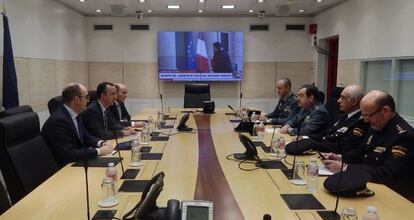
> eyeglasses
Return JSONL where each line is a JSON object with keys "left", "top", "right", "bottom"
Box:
{"left": 78, "top": 95, "right": 90, "bottom": 100}
{"left": 362, "top": 106, "right": 383, "bottom": 118}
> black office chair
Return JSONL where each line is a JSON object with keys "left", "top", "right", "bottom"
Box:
{"left": 47, "top": 95, "right": 63, "bottom": 115}
{"left": 0, "top": 112, "right": 58, "bottom": 204}
{"left": 325, "top": 87, "right": 344, "bottom": 126}
{"left": 184, "top": 83, "right": 211, "bottom": 108}
{"left": 0, "top": 181, "right": 11, "bottom": 215}
{"left": 317, "top": 91, "right": 326, "bottom": 104}
{"left": 0, "top": 105, "right": 33, "bottom": 119}
{"left": 88, "top": 90, "right": 97, "bottom": 105}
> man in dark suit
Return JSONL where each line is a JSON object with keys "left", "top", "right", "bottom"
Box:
{"left": 211, "top": 42, "right": 233, "bottom": 73}
{"left": 259, "top": 78, "right": 300, "bottom": 125}
{"left": 286, "top": 85, "right": 369, "bottom": 155}
{"left": 323, "top": 90, "right": 414, "bottom": 202}
{"left": 42, "top": 83, "right": 113, "bottom": 167}
{"left": 280, "top": 84, "right": 329, "bottom": 140}
{"left": 82, "top": 82, "right": 136, "bottom": 140}
{"left": 110, "top": 83, "right": 131, "bottom": 123}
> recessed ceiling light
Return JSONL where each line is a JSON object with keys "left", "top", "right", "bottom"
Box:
{"left": 298, "top": 9, "right": 305, "bottom": 13}
{"left": 199, "top": 0, "right": 205, "bottom": 3}
{"left": 139, "top": 0, "right": 145, "bottom": 2}
{"left": 147, "top": 9, "right": 152, "bottom": 13}
{"left": 167, "top": 5, "right": 180, "bottom": 9}
{"left": 198, "top": 10, "right": 203, "bottom": 13}
{"left": 222, "top": 5, "right": 235, "bottom": 9}
{"left": 248, "top": 9, "right": 254, "bottom": 13}
{"left": 95, "top": 9, "right": 101, "bottom": 13}
{"left": 258, "top": 0, "right": 265, "bottom": 3}
{"left": 79, "top": 0, "right": 86, "bottom": 2}
{"left": 316, "top": 0, "right": 323, "bottom": 2}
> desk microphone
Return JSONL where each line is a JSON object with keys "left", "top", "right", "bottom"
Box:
{"left": 269, "top": 124, "right": 277, "bottom": 149}
{"left": 83, "top": 159, "right": 90, "bottom": 220}
{"left": 239, "top": 92, "right": 243, "bottom": 110}
{"left": 282, "top": 119, "right": 302, "bottom": 180}
{"left": 112, "top": 130, "right": 125, "bottom": 177}
{"left": 227, "top": 105, "right": 241, "bottom": 118}
{"left": 160, "top": 93, "right": 164, "bottom": 114}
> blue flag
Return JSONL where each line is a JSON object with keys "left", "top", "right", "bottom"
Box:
{"left": 2, "top": 14, "right": 19, "bottom": 109}
{"left": 185, "top": 32, "right": 196, "bottom": 71}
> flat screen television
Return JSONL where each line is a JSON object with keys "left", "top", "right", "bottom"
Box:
{"left": 158, "top": 31, "right": 244, "bottom": 81}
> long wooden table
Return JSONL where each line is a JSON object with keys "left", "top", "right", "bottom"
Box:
{"left": 1, "top": 108, "right": 413, "bottom": 220}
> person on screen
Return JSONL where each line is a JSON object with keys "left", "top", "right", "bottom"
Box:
{"left": 322, "top": 90, "right": 414, "bottom": 202}
{"left": 42, "top": 83, "right": 113, "bottom": 167}
{"left": 259, "top": 78, "right": 300, "bottom": 125}
{"left": 211, "top": 42, "right": 233, "bottom": 73}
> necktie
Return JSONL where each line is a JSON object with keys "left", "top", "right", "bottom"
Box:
{"left": 103, "top": 110, "right": 109, "bottom": 131}
{"left": 117, "top": 104, "right": 122, "bottom": 120}
{"left": 76, "top": 116, "right": 85, "bottom": 143}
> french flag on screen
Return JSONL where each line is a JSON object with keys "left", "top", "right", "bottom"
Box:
{"left": 196, "top": 34, "right": 209, "bottom": 73}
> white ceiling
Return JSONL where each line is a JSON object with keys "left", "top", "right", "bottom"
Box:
{"left": 55, "top": 0, "right": 348, "bottom": 17}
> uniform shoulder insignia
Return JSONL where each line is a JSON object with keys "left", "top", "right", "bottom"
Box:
{"left": 391, "top": 145, "right": 408, "bottom": 158}
{"left": 396, "top": 125, "right": 406, "bottom": 135}
{"left": 373, "top": 146, "right": 386, "bottom": 153}
{"left": 352, "top": 127, "right": 364, "bottom": 137}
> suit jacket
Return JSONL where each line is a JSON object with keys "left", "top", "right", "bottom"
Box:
{"left": 81, "top": 100, "right": 124, "bottom": 140}
{"left": 109, "top": 102, "right": 131, "bottom": 123}
{"left": 41, "top": 105, "right": 100, "bottom": 168}
{"left": 286, "top": 102, "right": 329, "bottom": 140}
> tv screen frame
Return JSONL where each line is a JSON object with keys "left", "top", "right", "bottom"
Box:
{"left": 157, "top": 31, "right": 244, "bottom": 81}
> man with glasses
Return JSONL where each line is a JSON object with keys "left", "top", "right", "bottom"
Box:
{"left": 42, "top": 83, "right": 114, "bottom": 167}
{"left": 323, "top": 90, "right": 414, "bottom": 202}
{"left": 285, "top": 85, "right": 369, "bottom": 155}
{"left": 82, "top": 82, "right": 136, "bottom": 140}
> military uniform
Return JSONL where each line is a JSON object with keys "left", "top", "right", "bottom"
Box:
{"left": 344, "top": 114, "right": 414, "bottom": 202}
{"left": 286, "top": 111, "right": 369, "bottom": 155}
{"left": 266, "top": 93, "right": 300, "bottom": 125}
{"left": 286, "top": 102, "right": 329, "bottom": 140}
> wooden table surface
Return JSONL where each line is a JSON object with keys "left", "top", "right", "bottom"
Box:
{"left": 1, "top": 108, "right": 413, "bottom": 220}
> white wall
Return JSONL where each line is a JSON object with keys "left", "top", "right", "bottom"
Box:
{"left": 86, "top": 16, "right": 315, "bottom": 62}
{"left": 315, "top": 0, "right": 414, "bottom": 60}
{"left": 0, "top": 0, "right": 87, "bottom": 61}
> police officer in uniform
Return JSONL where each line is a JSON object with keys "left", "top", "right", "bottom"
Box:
{"left": 260, "top": 78, "right": 300, "bottom": 125}
{"left": 280, "top": 84, "right": 329, "bottom": 141}
{"left": 286, "top": 85, "right": 369, "bottom": 154}
{"left": 323, "top": 90, "right": 414, "bottom": 202}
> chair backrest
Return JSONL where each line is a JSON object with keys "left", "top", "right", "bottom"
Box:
{"left": 184, "top": 84, "right": 211, "bottom": 108}
{"left": 88, "top": 90, "right": 97, "bottom": 105}
{"left": 325, "top": 86, "right": 344, "bottom": 126}
{"left": 47, "top": 96, "right": 63, "bottom": 115}
{"left": 0, "top": 112, "right": 58, "bottom": 204}
{"left": 0, "top": 105, "right": 33, "bottom": 119}
{"left": 0, "top": 180, "right": 11, "bottom": 215}
{"left": 317, "top": 91, "right": 326, "bottom": 104}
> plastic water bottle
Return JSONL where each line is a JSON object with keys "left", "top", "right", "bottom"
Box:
{"left": 252, "top": 122, "right": 258, "bottom": 136}
{"left": 106, "top": 162, "right": 118, "bottom": 192}
{"left": 251, "top": 112, "right": 257, "bottom": 122}
{"left": 274, "top": 136, "right": 286, "bottom": 160}
{"left": 257, "top": 121, "right": 265, "bottom": 141}
{"left": 141, "top": 123, "right": 150, "bottom": 144}
{"left": 147, "top": 116, "right": 154, "bottom": 133}
{"left": 307, "top": 157, "right": 319, "bottom": 193}
{"left": 362, "top": 206, "right": 380, "bottom": 220}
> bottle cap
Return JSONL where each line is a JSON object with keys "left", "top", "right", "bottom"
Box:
{"left": 310, "top": 157, "right": 317, "bottom": 162}
{"left": 367, "top": 205, "right": 377, "bottom": 213}
{"left": 108, "top": 162, "right": 115, "bottom": 167}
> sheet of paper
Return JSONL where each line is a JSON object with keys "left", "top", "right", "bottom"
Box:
{"left": 319, "top": 164, "right": 334, "bottom": 176}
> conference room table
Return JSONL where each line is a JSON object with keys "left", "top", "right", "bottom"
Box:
{"left": 1, "top": 108, "right": 414, "bottom": 220}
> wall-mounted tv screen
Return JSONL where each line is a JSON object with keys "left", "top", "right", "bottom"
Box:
{"left": 158, "top": 31, "right": 244, "bottom": 81}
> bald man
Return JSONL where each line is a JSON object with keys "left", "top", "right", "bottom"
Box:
{"left": 109, "top": 83, "right": 131, "bottom": 123}
{"left": 260, "top": 78, "right": 300, "bottom": 125}
{"left": 323, "top": 90, "right": 414, "bottom": 202}
{"left": 286, "top": 85, "right": 369, "bottom": 155}
{"left": 42, "top": 83, "right": 113, "bottom": 167}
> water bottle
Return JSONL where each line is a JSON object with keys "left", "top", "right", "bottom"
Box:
{"left": 147, "top": 116, "right": 154, "bottom": 133}
{"left": 141, "top": 123, "right": 150, "bottom": 144}
{"left": 274, "top": 136, "right": 286, "bottom": 160}
{"left": 251, "top": 112, "right": 257, "bottom": 122}
{"left": 307, "top": 157, "right": 319, "bottom": 193}
{"left": 252, "top": 122, "right": 258, "bottom": 136}
{"left": 106, "top": 162, "right": 118, "bottom": 190}
{"left": 340, "top": 207, "right": 358, "bottom": 220}
{"left": 257, "top": 121, "right": 265, "bottom": 141}
{"left": 130, "top": 139, "right": 143, "bottom": 167}
{"left": 362, "top": 206, "right": 380, "bottom": 220}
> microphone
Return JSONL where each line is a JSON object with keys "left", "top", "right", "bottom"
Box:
{"left": 160, "top": 93, "right": 164, "bottom": 114}
{"left": 112, "top": 130, "right": 140, "bottom": 179}
{"left": 227, "top": 105, "right": 241, "bottom": 118}
{"left": 263, "top": 214, "right": 272, "bottom": 220}
{"left": 239, "top": 92, "right": 243, "bottom": 110}
{"left": 282, "top": 119, "right": 302, "bottom": 180}
{"left": 269, "top": 124, "right": 277, "bottom": 151}
{"left": 112, "top": 130, "right": 125, "bottom": 176}
{"left": 83, "top": 159, "right": 90, "bottom": 220}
